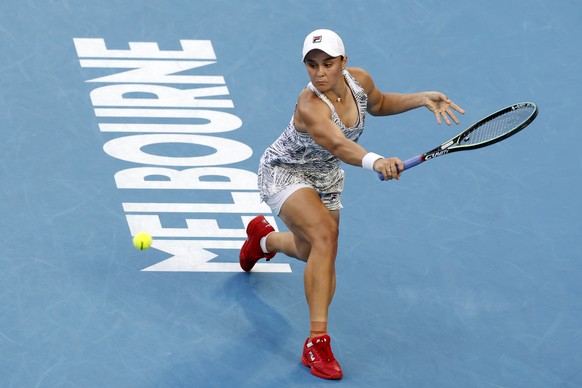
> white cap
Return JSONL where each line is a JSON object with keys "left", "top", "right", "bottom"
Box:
{"left": 302, "top": 29, "right": 345, "bottom": 61}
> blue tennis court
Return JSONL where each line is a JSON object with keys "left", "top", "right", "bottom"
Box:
{"left": 2, "top": 1, "right": 581, "bottom": 386}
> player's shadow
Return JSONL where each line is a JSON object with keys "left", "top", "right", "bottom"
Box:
{"left": 220, "top": 273, "right": 297, "bottom": 359}
{"left": 158, "top": 273, "right": 303, "bottom": 387}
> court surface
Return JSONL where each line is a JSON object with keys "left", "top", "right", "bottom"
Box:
{"left": 1, "top": 1, "right": 581, "bottom": 387}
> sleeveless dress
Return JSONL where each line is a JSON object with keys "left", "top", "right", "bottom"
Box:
{"left": 258, "top": 69, "right": 368, "bottom": 205}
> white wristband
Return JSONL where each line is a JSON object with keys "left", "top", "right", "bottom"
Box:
{"left": 362, "top": 152, "right": 384, "bottom": 171}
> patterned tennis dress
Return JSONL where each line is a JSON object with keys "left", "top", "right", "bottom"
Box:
{"left": 258, "top": 69, "right": 368, "bottom": 210}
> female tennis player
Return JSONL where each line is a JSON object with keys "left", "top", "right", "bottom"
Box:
{"left": 240, "top": 28, "right": 464, "bottom": 380}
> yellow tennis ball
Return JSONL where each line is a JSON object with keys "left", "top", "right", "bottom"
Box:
{"left": 133, "top": 232, "right": 152, "bottom": 250}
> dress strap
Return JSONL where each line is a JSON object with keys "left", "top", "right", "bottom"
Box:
{"left": 307, "top": 82, "right": 336, "bottom": 112}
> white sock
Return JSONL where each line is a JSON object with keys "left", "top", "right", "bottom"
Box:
{"left": 259, "top": 233, "right": 271, "bottom": 254}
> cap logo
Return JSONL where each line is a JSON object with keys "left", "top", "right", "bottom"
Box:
{"left": 312, "top": 35, "right": 322, "bottom": 44}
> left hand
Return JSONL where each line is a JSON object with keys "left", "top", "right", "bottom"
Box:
{"left": 425, "top": 92, "right": 465, "bottom": 125}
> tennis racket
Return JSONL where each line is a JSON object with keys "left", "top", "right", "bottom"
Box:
{"left": 378, "top": 102, "right": 538, "bottom": 180}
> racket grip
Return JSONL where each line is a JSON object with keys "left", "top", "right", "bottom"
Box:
{"left": 403, "top": 155, "right": 423, "bottom": 170}
{"left": 376, "top": 155, "right": 423, "bottom": 181}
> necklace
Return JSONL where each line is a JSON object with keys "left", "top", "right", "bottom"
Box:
{"left": 332, "top": 85, "right": 347, "bottom": 103}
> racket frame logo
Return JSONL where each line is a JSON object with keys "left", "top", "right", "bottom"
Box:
{"left": 512, "top": 102, "right": 529, "bottom": 110}
{"left": 424, "top": 148, "right": 449, "bottom": 160}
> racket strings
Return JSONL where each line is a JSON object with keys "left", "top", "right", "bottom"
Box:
{"left": 461, "top": 106, "right": 536, "bottom": 146}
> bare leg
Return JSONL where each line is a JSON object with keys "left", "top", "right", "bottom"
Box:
{"left": 266, "top": 231, "right": 309, "bottom": 262}
{"left": 275, "top": 188, "right": 340, "bottom": 326}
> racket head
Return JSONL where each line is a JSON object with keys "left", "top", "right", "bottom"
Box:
{"left": 451, "top": 102, "right": 538, "bottom": 151}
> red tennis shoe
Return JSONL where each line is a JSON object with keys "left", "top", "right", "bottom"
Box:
{"left": 239, "top": 215, "right": 276, "bottom": 272}
{"left": 301, "top": 334, "right": 343, "bottom": 380}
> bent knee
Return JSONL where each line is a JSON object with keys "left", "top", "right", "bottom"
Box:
{"left": 308, "top": 218, "right": 339, "bottom": 247}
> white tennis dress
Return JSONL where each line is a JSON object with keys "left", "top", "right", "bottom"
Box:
{"left": 258, "top": 69, "right": 368, "bottom": 211}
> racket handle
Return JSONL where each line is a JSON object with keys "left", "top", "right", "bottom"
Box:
{"left": 403, "top": 155, "right": 423, "bottom": 170}
{"left": 376, "top": 155, "right": 424, "bottom": 181}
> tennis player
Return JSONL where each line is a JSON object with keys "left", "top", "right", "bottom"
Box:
{"left": 240, "top": 28, "right": 464, "bottom": 380}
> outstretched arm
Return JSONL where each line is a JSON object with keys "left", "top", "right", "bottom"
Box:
{"left": 349, "top": 67, "right": 465, "bottom": 125}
